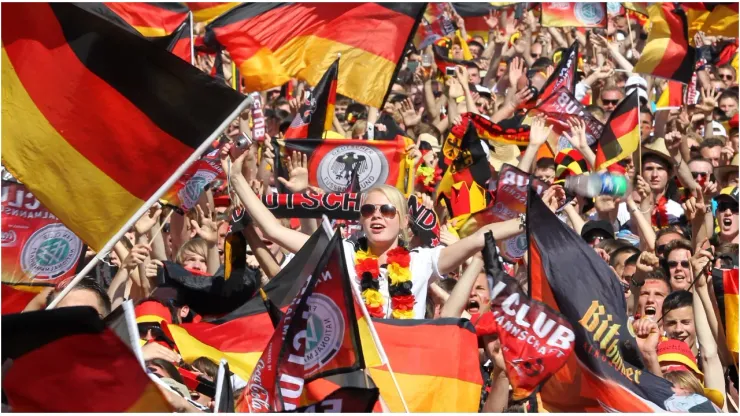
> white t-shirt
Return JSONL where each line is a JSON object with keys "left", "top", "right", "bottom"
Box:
{"left": 616, "top": 200, "right": 685, "bottom": 229}
{"left": 342, "top": 240, "right": 443, "bottom": 319}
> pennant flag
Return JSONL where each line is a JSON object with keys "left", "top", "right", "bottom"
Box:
{"left": 290, "top": 387, "right": 379, "bottom": 413}
{"left": 160, "top": 159, "right": 224, "bottom": 212}
{"left": 215, "top": 360, "right": 235, "bottom": 413}
{"left": 481, "top": 232, "right": 574, "bottom": 400}
{"left": 205, "top": 3, "right": 425, "bottom": 108}
{"left": 436, "top": 120, "right": 492, "bottom": 224}
{"left": 701, "top": 3, "right": 739, "bottom": 39}
{"left": 655, "top": 80, "right": 684, "bottom": 111}
{"left": 634, "top": 3, "right": 695, "bottom": 84}
{"left": 277, "top": 136, "right": 410, "bottom": 193}
{"left": 102, "top": 2, "right": 189, "bottom": 37}
{"left": 2, "top": 307, "right": 170, "bottom": 412}
{"left": 186, "top": 2, "right": 239, "bottom": 23}
{"left": 1, "top": 181, "right": 86, "bottom": 292}
{"left": 535, "top": 41, "right": 579, "bottom": 106}
{"left": 594, "top": 90, "right": 640, "bottom": 171}
{"left": 1, "top": 3, "right": 245, "bottom": 252}
{"left": 284, "top": 59, "right": 338, "bottom": 139}
{"left": 541, "top": 3, "right": 607, "bottom": 28}
{"left": 527, "top": 188, "right": 676, "bottom": 412}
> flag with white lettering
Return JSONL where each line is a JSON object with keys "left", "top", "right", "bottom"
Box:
{"left": 527, "top": 187, "right": 675, "bottom": 412}
{"left": 480, "top": 232, "right": 574, "bottom": 400}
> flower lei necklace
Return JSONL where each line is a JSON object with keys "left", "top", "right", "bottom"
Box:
{"left": 354, "top": 238, "right": 414, "bottom": 319}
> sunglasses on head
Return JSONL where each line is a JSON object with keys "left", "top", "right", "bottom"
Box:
{"left": 602, "top": 99, "right": 620, "bottom": 105}
{"left": 360, "top": 204, "right": 397, "bottom": 219}
{"left": 717, "top": 201, "right": 739, "bottom": 213}
{"left": 667, "top": 260, "right": 690, "bottom": 269}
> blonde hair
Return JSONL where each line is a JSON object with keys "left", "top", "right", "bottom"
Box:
{"left": 363, "top": 184, "right": 410, "bottom": 243}
{"left": 176, "top": 238, "right": 209, "bottom": 266}
{"left": 664, "top": 371, "right": 704, "bottom": 396}
{"left": 351, "top": 120, "right": 368, "bottom": 139}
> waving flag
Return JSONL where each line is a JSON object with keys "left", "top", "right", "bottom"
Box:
{"left": 536, "top": 41, "right": 579, "bottom": 105}
{"left": 655, "top": 80, "right": 684, "bottom": 111}
{"left": 102, "top": 2, "right": 189, "bottom": 37}
{"left": 151, "top": 17, "right": 193, "bottom": 63}
{"left": 634, "top": 3, "right": 695, "bottom": 84}
{"left": 284, "top": 59, "right": 338, "bottom": 139}
{"left": 1, "top": 3, "right": 245, "bottom": 251}
{"left": 594, "top": 90, "right": 640, "bottom": 171}
{"left": 527, "top": 188, "right": 676, "bottom": 412}
{"left": 541, "top": 3, "right": 607, "bottom": 27}
{"left": 205, "top": 3, "right": 424, "bottom": 108}
{"left": 701, "top": 3, "right": 739, "bottom": 39}
{"left": 186, "top": 2, "right": 238, "bottom": 23}
{"left": 160, "top": 159, "right": 223, "bottom": 212}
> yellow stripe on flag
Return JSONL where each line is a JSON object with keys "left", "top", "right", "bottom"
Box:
{"left": 368, "top": 369, "right": 482, "bottom": 412}
{"left": 1, "top": 50, "right": 143, "bottom": 251}
{"left": 126, "top": 382, "right": 172, "bottom": 412}
{"left": 727, "top": 293, "right": 738, "bottom": 355}
{"left": 191, "top": 3, "right": 239, "bottom": 23}
{"left": 134, "top": 26, "right": 168, "bottom": 37}
{"left": 702, "top": 5, "right": 739, "bottom": 39}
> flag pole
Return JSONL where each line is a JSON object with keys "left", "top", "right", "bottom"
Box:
{"left": 47, "top": 96, "right": 253, "bottom": 309}
{"left": 214, "top": 359, "right": 228, "bottom": 413}
{"left": 189, "top": 11, "right": 195, "bottom": 66}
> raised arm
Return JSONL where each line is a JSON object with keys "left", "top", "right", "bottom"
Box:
{"left": 518, "top": 115, "right": 552, "bottom": 173}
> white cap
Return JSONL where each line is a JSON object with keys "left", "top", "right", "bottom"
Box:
{"left": 711, "top": 121, "right": 728, "bottom": 138}
{"left": 625, "top": 75, "right": 648, "bottom": 103}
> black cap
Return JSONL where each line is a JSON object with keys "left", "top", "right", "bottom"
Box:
{"left": 581, "top": 220, "right": 615, "bottom": 241}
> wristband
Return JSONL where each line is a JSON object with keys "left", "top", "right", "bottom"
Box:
{"left": 455, "top": 96, "right": 465, "bottom": 103}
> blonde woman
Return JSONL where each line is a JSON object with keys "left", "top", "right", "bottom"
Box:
{"left": 220, "top": 143, "right": 565, "bottom": 319}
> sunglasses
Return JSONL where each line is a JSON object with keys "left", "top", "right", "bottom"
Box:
{"left": 360, "top": 204, "right": 397, "bottom": 219}
{"left": 717, "top": 201, "right": 739, "bottom": 214}
{"left": 691, "top": 171, "right": 710, "bottom": 179}
{"left": 667, "top": 260, "right": 690, "bottom": 269}
{"left": 620, "top": 280, "right": 631, "bottom": 294}
{"left": 719, "top": 74, "right": 734, "bottom": 81}
{"left": 602, "top": 99, "right": 620, "bottom": 106}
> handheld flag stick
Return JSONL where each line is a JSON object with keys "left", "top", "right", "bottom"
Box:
{"left": 47, "top": 96, "right": 254, "bottom": 309}
{"left": 189, "top": 11, "right": 195, "bottom": 66}
{"left": 147, "top": 208, "right": 176, "bottom": 249}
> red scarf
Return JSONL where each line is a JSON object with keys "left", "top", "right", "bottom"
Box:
{"left": 652, "top": 196, "right": 669, "bottom": 228}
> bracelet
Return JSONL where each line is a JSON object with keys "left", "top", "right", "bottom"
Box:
{"left": 518, "top": 213, "right": 527, "bottom": 230}
{"left": 638, "top": 206, "right": 653, "bottom": 214}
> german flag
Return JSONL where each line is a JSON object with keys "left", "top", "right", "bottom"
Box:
{"left": 186, "top": 2, "right": 239, "bottom": 23}
{"left": 1, "top": 3, "right": 245, "bottom": 251}
{"left": 554, "top": 148, "right": 589, "bottom": 181}
{"left": 284, "top": 59, "right": 338, "bottom": 139}
{"left": 452, "top": 3, "right": 495, "bottom": 43}
{"left": 1, "top": 283, "right": 43, "bottom": 315}
{"left": 527, "top": 188, "right": 676, "bottom": 412}
{"left": 594, "top": 90, "right": 640, "bottom": 171}
{"left": 713, "top": 268, "right": 739, "bottom": 360}
{"left": 432, "top": 40, "right": 476, "bottom": 76}
{"left": 467, "top": 112, "right": 531, "bottom": 146}
{"left": 2, "top": 307, "right": 171, "bottom": 412}
{"left": 103, "top": 2, "right": 189, "bottom": 37}
{"left": 701, "top": 3, "right": 739, "bottom": 39}
{"left": 633, "top": 3, "right": 695, "bottom": 84}
{"left": 205, "top": 3, "right": 425, "bottom": 108}
{"left": 153, "top": 16, "right": 193, "bottom": 64}
{"left": 655, "top": 80, "right": 684, "bottom": 111}
{"left": 684, "top": 3, "right": 711, "bottom": 43}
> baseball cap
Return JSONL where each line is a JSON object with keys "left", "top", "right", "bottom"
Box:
{"left": 657, "top": 339, "right": 702, "bottom": 379}
{"left": 625, "top": 75, "right": 648, "bottom": 103}
{"left": 715, "top": 186, "right": 739, "bottom": 204}
{"left": 135, "top": 300, "right": 172, "bottom": 325}
{"left": 581, "top": 220, "right": 615, "bottom": 241}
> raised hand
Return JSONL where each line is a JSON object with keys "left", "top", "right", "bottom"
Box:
{"left": 508, "top": 56, "right": 525, "bottom": 86}
{"left": 663, "top": 130, "right": 682, "bottom": 154}
{"left": 636, "top": 251, "right": 659, "bottom": 274}
{"left": 445, "top": 76, "right": 465, "bottom": 100}
{"left": 565, "top": 117, "right": 588, "bottom": 150}
{"left": 690, "top": 240, "right": 714, "bottom": 283}
{"left": 405, "top": 143, "right": 422, "bottom": 167}
{"left": 632, "top": 317, "right": 660, "bottom": 354}
{"left": 529, "top": 115, "right": 553, "bottom": 146}
{"left": 122, "top": 243, "right": 151, "bottom": 271}
{"left": 135, "top": 204, "right": 163, "bottom": 236}
{"left": 276, "top": 150, "right": 309, "bottom": 193}
{"left": 720, "top": 144, "right": 735, "bottom": 166}
{"left": 455, "top": 65, "right": 470, "bottom": 86}
{"left": 190, "top": 203, "right": 218, "bottom": 245}
{"left": 512, "top": 87, "right": 535, "bottom": 108}
{"left": 697, "top": 87, "right": 720, "bottom": 114}
{"left": 542, "top": 184, "right": 566, "bottom": 213}
{"left": 145, "top": 259, "right": 163, "bottom": 280}
{"left": 400, "top": 98, "right": 424, "bottom": 128}
{"left": 484, "top": 9, "right": 499, "bottom": 30}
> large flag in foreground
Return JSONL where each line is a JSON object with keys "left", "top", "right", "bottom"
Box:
{"left": 204, "top": 3, "right": 424, "bottom": 107}
{"left": 634, "top": 3, "right": 695, "bottom": 84}
{"left": 527, "top": 188, "right": 675, "bottom": 412}
{"left": 2, "top": 307, "right": 170, "bottom": 412}
{"left": 594, "top": 90, "right": 640, "bottom": 171}
{"left": 1, "top": 3, "right": 245, "bottom": 251}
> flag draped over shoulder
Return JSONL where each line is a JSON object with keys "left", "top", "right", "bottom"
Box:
{"left": 594, "top": 90, "right": 640, "bottom": 171}
{"left": 634, "top": 3, "right": 695, "bottom": 84}
{"left": 541, "top": 3, "right": 607, "bottom": 28}
{"left": 527, "top": 188, "right": 676, "bottom": 412}
{"left": 205, "top": 3, "right": 424, "bottom": 108}
{"left": 1, "top": 3, "right": 245, "bottom": 251}
{"left": 102, "top": 2, "right": 189, "bottom": 37}
{"left": 2, "top": 307, "right": 170, "bottom": 412}
{"left": 284, "top": 59, "right": 338, "bottom": 139}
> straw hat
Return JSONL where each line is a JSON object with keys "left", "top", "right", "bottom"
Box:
{"left": 641, "top": 137, "right": 674, "bottom": 168}
{"left": 714, "top": 153, "right": 739, "bottom": 185}
{"left": 487, "top": 141, "right": 520, "bottom": 172}
{"left": 418, "top": 133, "right": 441, "bottom": 153}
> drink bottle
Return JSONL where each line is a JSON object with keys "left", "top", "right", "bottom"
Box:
{"left": 564, "top": 173, "right": 630, "bottom": 198}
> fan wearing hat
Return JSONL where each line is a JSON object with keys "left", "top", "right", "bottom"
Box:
{"left": 715, "top": 186, "right": 739, "bottom": 244}
{"left": 637, "top": 137, "right": 685, "bottom": 227}
{"left": 581, "top": 220, "right": 615, "bottom": 248}
{"left": 715, "top": 153, "right": 739, "bottom": 189}
{"left": 658, "top": 340, "right": 725, "bottom": 409}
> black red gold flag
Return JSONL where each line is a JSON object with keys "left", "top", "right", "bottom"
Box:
{"left": 153, "top": 16, "right": 193, "bottom": 63}
{"left": 284, "top": 59, "right": 338, "bottom": 139}
{"left": 2, "top": 307, "right": 170, "bottom": 412}
{"left": 712, "top": 268, "right": 739, "bottom": 360}
{"left": 594, "top": 90, "right": 640, "bottom": 171}
{"left": 634, "top": 3, "right": 695, "bottom": 84}
{"left": 277, "top": 136, "right": 410, "bottom": 194}
{"left": 186, "top": 2, "right": 239, "bottom": 23}
{"left": 700, "top": 3, "right": 739, "bottom": 39}
{"left": 102, "top": 2, "right": 189, "bottom": 37}
{"left": 467, "top": 112, "right": 531, "bottom": 146}
{"left": 535, "top": 41, "right": 579, "bottom": 106}
{"left": 527, "top": 188, "right": 676, "bottom": 412}
{"left": 204, "top": 3, "right": 424, "bottom": 107}
{"left": 432, "top": 41, "right": 476, "bottom": 75}
{"left": 1, "top": 3, "right": 245, "bottom": 251}
{"left": 290, "top": 387, "right": 379, "bottom": 413}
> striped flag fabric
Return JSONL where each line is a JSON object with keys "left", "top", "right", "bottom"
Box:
{"left": 1, "top": 3, "right": 245, "bottom": 251}
{"left": 186, "top": 2, "right": 239, "bottom": 23}
{"left": 594, "top": 90, "right": 641, "bottom": 171}
{"left": 151, "top": 16, "right": 193, "bottom": 63}
{"left": 2, "top": 307, "right": 171, "bottom": 412}
{"left": 634, "top": 3, "right": 695, "bottom": 84}
{"left": 715, "top": 268, "right": 739, "bottom": 359}
{"left": 684, "top": 3, "right": 711, "bottom": 43}
{"left": 284, "top": 58, "right": 338, "bottom": 139}
{"left": 204, "top": 3, "right": 425, "bottom": 108}
{"left": 655, "top": 80, "right": 684, "bottom": 111}
{"left": 102, "top": 2, "right": 189, "bottom": 37}
{"left": 701, "top": 3, "right": 739, "bottom": 38}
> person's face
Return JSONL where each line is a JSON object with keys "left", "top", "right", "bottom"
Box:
{"left": 254, "top": 225, "right": 282, "bottom": 257}
{"left": 640, "top": 112, "right": 654, "bottom": 138}
{"left": 720, "top": 97, "right": 738, "bottom": 117}
{"left": 664, "top": 306, "right": 697, "bottom": 352}
{"left": 468, "top": 67, "right": 481, "bottom": 85}
{"left": 422, "top": 150, "right": 439, "bottom": 169}
{"left": 451, "top": 44, "right": 464, "bottom": 60}
{"left": 475, "top": 96, "right": 490, "bottom": 114}
{"left": 56, "top": 289, "right": 105, "bottom": 317}
{"left": 717, "top": 198, "right": 739, "bottom": 241}
{"left": 621, "top": 262, "right": 636, "bottom": 301}
{"left": 600, "top": 90, "right": 624, "bottom": 112}
{"left": 534, "top": 167, "right": 555, "bottom": 184}
{"left": 688, "top": 160, "right": 713, "bottom": 186}
{"left": 731, "top": 134, "right": 739, "bottom": 152}
{"left": 360, "top": 191, "right": 401, "bottom": 247}
{"left": 700, "top": 145, "right": 722, "bottom": 168}
{"left": 530, "top": 42, "right": 543, "bottom": 60}
{"left": 496, "top": 62, "right": 507, "bottom": 79}
{"left": 718, "top": 68, "right": 736, "bottom": 87}
{"left": 467, "top": 273, "right": 491, "bottom": 314}
{"left": 217, "top": 221, "right": 229, "bottom": 263}
{"left": 181, "top": 249, "right": 207, "bottom": 273}
{"left": 637, "top": 279, "right": 669, "bottom": 321}
{"left": 667, "top": 248, "right": 693, "bottom": 291}
{"left": 642, "top": 160, "right": 669, "bottom": 194}
{"left": 656, "top": 232, "right": 683, "bottom": 258}
{"left": 468, "top": 44, "right": 482, "bottom": 59}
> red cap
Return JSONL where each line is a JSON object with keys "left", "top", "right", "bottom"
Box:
{"left": 135, "top": 301, "right": 172, "bottom": 325}
{"left": 607, "top": 163, "right": 626, "bottom": 175}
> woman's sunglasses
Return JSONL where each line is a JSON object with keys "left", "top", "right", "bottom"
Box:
{"left": 360, "top": 204, "right": 397, "bottom": 219}
{"left": 667, "top": 260, "right": 690, "bottom": 269}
